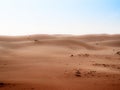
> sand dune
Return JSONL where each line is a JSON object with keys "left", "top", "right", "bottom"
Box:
{"left": 99, "top": 40, "right": 120, "bottom": 47}
{"left": 0, "top": 38, "right": 98, "bottom": 50}
{"left": 0, "top": 34, "right": 120, "bottom": 90}
{"left": 0, "top": 34, "right": 57, "bottom": 42}
{"left": 71, "top": 34, "right": 120, "bottom": 42}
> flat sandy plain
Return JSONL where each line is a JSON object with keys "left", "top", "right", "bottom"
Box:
{"left": 0, "top": 34, "right": 120, "bottom": 90}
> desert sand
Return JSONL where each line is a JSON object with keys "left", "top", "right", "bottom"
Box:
{"left": 0, "top": 34, "right": 120, "bottom": 90}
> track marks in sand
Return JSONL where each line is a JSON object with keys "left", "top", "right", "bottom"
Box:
{"left": 64, "top": 67, "right": 120, "bottom": 80}
{"left": 64, "top": 53, "right": 120, "bottom": 79}
{"left": 93, "top": 63, "right": 120, "bottom": 71}
{"left": 69, "top": 53, "right": 120, "bottom": 61}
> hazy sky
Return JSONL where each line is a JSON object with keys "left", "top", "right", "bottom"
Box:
{"left": 0, "top": 0, "right": 120, "bottom": 35}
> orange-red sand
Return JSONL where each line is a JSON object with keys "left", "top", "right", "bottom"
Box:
{"left": 0, "top": 34, "right": 120, "bottom": 90}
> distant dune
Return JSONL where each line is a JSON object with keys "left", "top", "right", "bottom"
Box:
{"left": 0, "top": 34, "right": 120, "bottom": 90}
{"left": 99, "top": 40, "right": 120, "bottom": 47}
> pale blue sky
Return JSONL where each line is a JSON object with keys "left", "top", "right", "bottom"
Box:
{"left": 0, "top": 0, "right": 120, "bottom": 35}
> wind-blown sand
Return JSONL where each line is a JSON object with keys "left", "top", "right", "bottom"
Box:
{"left": 0, "top": 34, "right": 120, "bottom": 90}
